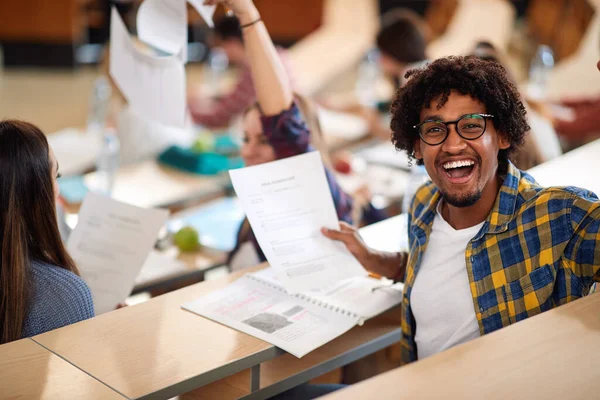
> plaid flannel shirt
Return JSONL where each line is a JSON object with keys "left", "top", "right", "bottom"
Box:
{"left": 400, "top": 161, "right": 600, "bottom": 363}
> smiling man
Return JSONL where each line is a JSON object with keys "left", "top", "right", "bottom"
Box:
{"left": 323, "top": 56, "right": 600, "bottom": 364}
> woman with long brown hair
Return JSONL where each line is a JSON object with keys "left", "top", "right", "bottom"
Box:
{"left": 0, "top": 120, "right": 94, "bottom": 344}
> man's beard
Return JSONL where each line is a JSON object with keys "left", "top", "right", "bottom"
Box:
{"left": 440, "top": 189, "right": 482, "bottom": 208}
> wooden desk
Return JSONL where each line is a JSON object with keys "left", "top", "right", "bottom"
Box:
{"left": 527, "top": 138, "right": 600, "bottom": 196}
{"left": 34, "top": 265, "right": 280, "bottom": 400}
{"left": 192, "top": 309, "right": 401, "bottom": 399}
{"left": 83, "top": 160, "right": 228, "bottom": 210}
{"left": 34, "top": 259, "right": 403, "bottom": 399}
{"left": 0, "top": 339, "right": 124, "bottom": 399}
{"left": 32, "top": 210, "right": 408, "bottom": 399}
{"left": 323, "top": 292, "right": 600, "bottom": 399}
{"left": 132, "top": 247, "right": 226, "bottom": 295}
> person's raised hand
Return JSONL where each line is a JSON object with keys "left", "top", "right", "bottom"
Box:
{"left": 203, "top": 0, "right": 259, "bottom": 25}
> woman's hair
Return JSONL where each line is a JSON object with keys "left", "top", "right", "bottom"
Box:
{"left": 0, "top": 120, "right": 78, "bottom": 344}
{"left": 390, "top": 56, "right": 530, "bottom": 166}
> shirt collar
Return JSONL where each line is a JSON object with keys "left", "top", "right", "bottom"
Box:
{"left": 486, "top": 161, "right": 521, "bottom": 233}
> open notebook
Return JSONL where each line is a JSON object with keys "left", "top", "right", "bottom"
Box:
{"left": 182, "top": 267, "right": 404, "bottom": 358}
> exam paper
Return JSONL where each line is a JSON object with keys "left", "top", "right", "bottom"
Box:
{"left": 67, "top": 193, "right": 169, "bottom": 314}
{"left": 229, "top": 152, "right": 366, "bottom": 293}
{"left": 188, "top": 0, "right": 216, "bottom": 27}
{"left": 110, "top": 7, "right": 186, "bottom": 127}
{"left": 137, "top": 0, "right": 188, "bottom": 62}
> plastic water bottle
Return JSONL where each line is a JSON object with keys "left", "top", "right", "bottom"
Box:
{"left": 95, "top": 129, "right": 120, "bottom": 196}
{"left": 528, "top": 45, "right": 554, "bottom": 100}
{"left": 207, "top": 48, "right": 229, "bottom": 97}
{"left": 355, "top": 48, "right": 381, "bottom": 108}
{"left": 87, "top": 76, "right": 112, "bottom": 136}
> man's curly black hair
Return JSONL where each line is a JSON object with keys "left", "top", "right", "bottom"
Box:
{"left": 390, "top": 56, "right": 530, "bottom": 166}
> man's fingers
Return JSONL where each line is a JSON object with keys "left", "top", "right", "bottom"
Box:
{"left": 338, "top": 221, "right": 355, "bottom": 232}
{"left": 321, "top": 227, "right": 352, "bottom": 243}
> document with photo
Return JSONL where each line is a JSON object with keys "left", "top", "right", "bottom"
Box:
{"left": 182, "top": 266, "right": 403, "bottom": 357}
{"left": 183, "top": 275, "right": 358, "bottom": 358}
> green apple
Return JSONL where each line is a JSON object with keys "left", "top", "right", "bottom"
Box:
{"left": 173, "top": 226, "right": 200, "bottom": 252}
{"left": 192, "top": 133, "right": 215, "bottom": 153}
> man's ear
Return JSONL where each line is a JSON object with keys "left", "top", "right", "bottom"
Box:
{"left": 414, "top": 139, "right": 424, "bottom": 161}
{"left": 498, "top": 133, "right": 510, "bottom": 150}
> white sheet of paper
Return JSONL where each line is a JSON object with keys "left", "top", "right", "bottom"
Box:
{"left": 229, "top": 152, "right": 367, "bottom": 293}
{"left": 182, "top": 276, "right": 358, "bottom": 357}
{"left": 67, "top": 193, "right": 169, "bottom": 314}
{"left": 137, "top": 0, "right": 187, "bottom": 55}
{"left": 188, "top": 0, "right": 216, "bottom": 27}
{"left": 110, "top": 7, "right": 187, "bottom": 127}
{"left": 359, "top": 214, "right": 409, "bottom": 253}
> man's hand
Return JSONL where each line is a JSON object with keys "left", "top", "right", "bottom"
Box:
{"left": 321, "top": 222, "right": 373, "bottom": 269}
{"left": 322, "top": 221, "right": 408, "bottom": 281}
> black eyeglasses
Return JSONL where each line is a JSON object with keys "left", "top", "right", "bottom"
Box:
{"left": 413, "top": 113, "right": 494, "bottom": 146}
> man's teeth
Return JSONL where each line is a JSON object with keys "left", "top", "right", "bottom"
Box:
{"left": 443, "top": 160, "right": 475, "bottom": 170}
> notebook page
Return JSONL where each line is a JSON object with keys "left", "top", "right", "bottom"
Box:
{"left": 250, "top": 267, "right": 403, "bottom": 321}
{"left": 182, "top": 276, "right": 358, "bottom": 358}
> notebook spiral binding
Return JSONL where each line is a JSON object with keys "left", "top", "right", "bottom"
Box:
{"left": 246, "top": 274, "right": 364, "bottom": 325}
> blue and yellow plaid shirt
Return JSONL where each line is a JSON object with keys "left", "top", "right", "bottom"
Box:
{"left": 400, "top": 161, "right": 600, "bottom": 363}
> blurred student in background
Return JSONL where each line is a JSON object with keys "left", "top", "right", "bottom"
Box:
{"left": 188, "top": 15, "right": 295, "bottom": 129}
{"left": 0, "top": 120, "right": 94, "bottom": 344}
{"left": 224, "top": 6, "right": 385, "bottom": 271}
{"left": 470, "top": 41, "right": 563, "bottom": 170}
{"left": 336, "top": 9, "right": 430, "bottom": 140}
{"left": 377, "top": 9, "right": 430, "bottom": 90}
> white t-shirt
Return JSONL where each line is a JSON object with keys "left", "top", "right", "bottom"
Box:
{"left": 411, "top": 202, "right": 484, "bottom": 360}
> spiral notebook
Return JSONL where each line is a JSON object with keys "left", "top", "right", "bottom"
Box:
{"left": 181, "top": 267, "right": 403, "bottom": 358}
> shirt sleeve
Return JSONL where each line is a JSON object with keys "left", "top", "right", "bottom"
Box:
{"left": 260, "top": 102, "right": 311, "bottom": 160}
{"left": 564, "top": 190, "right": 600, "bottom": 289}
{"left": 324, "top": 168, "right": 354, "bottom": 224}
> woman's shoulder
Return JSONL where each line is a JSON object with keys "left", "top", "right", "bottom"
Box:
{"left": 30, "top": 261, "right": 91, "bottom": 299}
{"left": 23, "top": 261, "right": 95, "bottom": 338}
